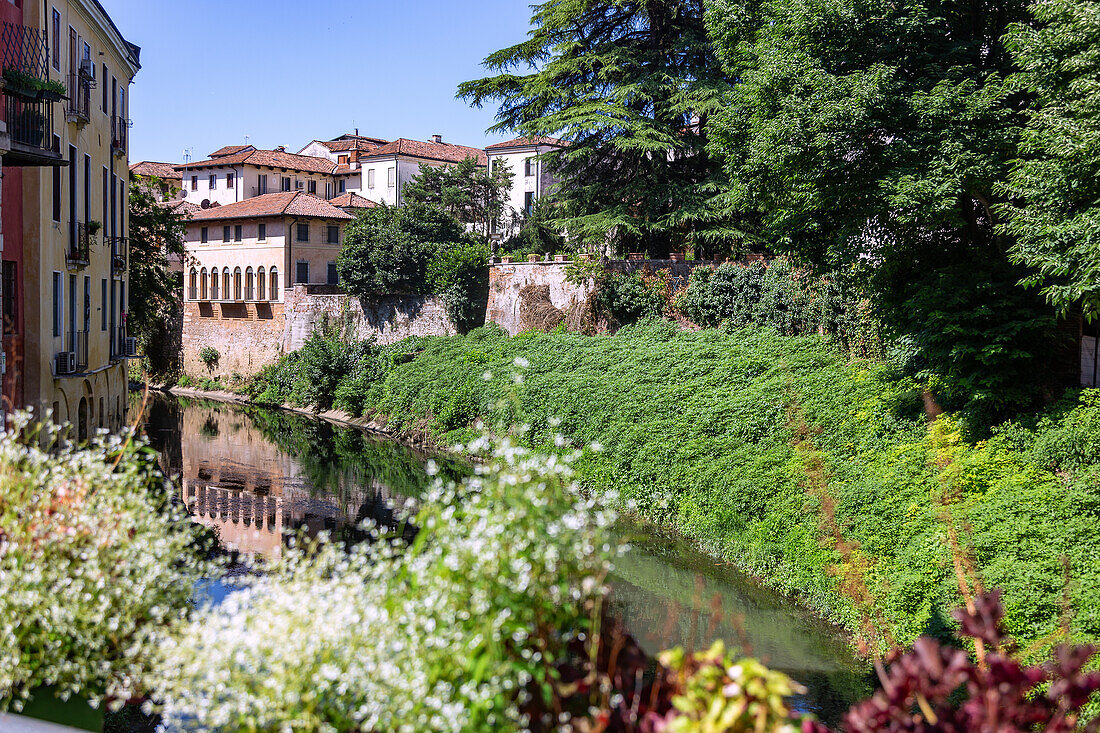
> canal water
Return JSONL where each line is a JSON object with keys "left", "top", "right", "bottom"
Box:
{"left": 142, "top": 394, "right": 870, "bottom": 723}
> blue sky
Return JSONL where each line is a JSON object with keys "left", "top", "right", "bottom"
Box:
{"left": 107, "top": 0, "right": 534, "bottom": 164}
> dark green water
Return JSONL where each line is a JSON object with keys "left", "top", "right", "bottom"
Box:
{"left": 140, "top": 394, "right": 870, "bottom": 723}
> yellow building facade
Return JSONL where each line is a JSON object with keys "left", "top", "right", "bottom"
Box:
{"left": 21, "top": 0, "right": 139, "bottom": 436}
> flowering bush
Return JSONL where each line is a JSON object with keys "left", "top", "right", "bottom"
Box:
{"left": 152, "top": 437, "right": 619, "bottom": 732}
{"left": 0, "top": 416, "right": 213, "bottom": 711}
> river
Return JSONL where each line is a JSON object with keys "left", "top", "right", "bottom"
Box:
{"left": 141, "top": 393, "right": 870, "bottom": 724}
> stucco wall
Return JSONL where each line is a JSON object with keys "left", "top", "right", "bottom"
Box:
{"left": 486, "top": 259, "right": 712, "bottom": 335}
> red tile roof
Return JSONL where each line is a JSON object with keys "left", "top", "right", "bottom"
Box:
{"left": 485, "top": 136, "right": 569, "bottom": 151}
{"left": 160, "top": 199, "right": 201, "bottom": 216}
{"left": 177, "top": 149, "right": 338, "bottom": 174}
{"left": 186, "top": 192, "right": 354, "bottom": 223}
{"left": 209, "top": 144, "right": 255, "bottom": 158}
{"left": 129, "top": 161, "right": 183, "bottom": 180}
{"left": 322, "top": 138, "right": 387, "bottom": 152}
{"left": 330, "top": 192, "right": 378, "bottom": 209}
{"left": 362, "top": 138, "right": 488, "bottom": 166}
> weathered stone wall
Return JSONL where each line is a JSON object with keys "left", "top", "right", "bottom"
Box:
{"left": 486, "top": 259, "right": 715, "bottom": 335}
{"left": 182, "top": 285, "right": 457, "bottom": 379}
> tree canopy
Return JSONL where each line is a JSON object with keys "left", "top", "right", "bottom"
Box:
{"left": 401, "top": 156, "right": 514, "bottom": 239}
{"left": 459, "top": 0, "right": 732, "bottom": 256}
{"left": 1001, "top": 0, "right": 1100, "bottom": 322}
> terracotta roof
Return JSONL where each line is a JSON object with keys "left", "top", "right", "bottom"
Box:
{"left": 322, "top": 138, "right": 387, "bottom": 152}
{"left": 362, "top": 138, "right": 487, "bottom": 166}
{"left": 129, "top": 161, "right": 182, "bottom": 180}
{"left": 330, "top": 192, "right": 378, "bottom": 209}
{"left": 160, "top": 199, "right": 201, "bottom": 215}
{"left": 209, "top": 144, "right": 255, "bottom": 158}
{"left": 177, "top": 149, "right": 337, "bottom": 174}
{"left": 485, "top": 136, "right": 569, "bottom": 151}
{"left": 186, "top": 192, "right": 353, "bottom": 223}
{"left": 333, "top": 164, "right": 357, "bottom": 175}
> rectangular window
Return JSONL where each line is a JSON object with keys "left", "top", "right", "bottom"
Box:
{"left": 209, "top": 174, "right": 217, "bottom": 190}
{"left": 2, "top": 261, "right": 17, "bottom": 335}
{"left": 101, "top": 279, "right": 107, "bottom": 330}
{"left": 367, "top": 169, "right": 375, "bottom": 189}
{"left": 325, "top": 182, "right": 333, "bottom": 199}
{"left": 223, "top": 226, "right": 230, "bottom": 243}
{"left": 387, "top": 167, "right": 395, "bottom": 188}
{"left": 524, "top": 191, "right": 536, "bottom": 216}
{"left": 339, "top": 179, "right": 346, "bottom": 193}
{"left": 338, "top": 155, "right": 348, "bottom": 165}
{"left": 102, "top": 167, "right": 108, "bottom": 234}
{"left": 326, "top": 225, "right": 339, "bottom": 244}
{"left": 257, "top": 174, "right": 268, "bottom": 194}
{"left": 258, "top": 223, "right": 266, "bottom": 241}
{"left": 101, "top": 63, "right": 107, "bottom": 112}
{"left": 68, "top": 274, "right": 75, "bottom": 344}
{"left": 191, "top": 175, "right": 198, "bottom": 191}
{"left": 226, "top": 173, "right": 235, "bottom": 189}
{"left": 83, "top": 154, "right": 90, "bottom": 227}
{"left": 83, "top": 276, "right": 90, "bottom": 333}
{"left": 51, "top": 9, "right": 60, "bottom": 70}
{"left": 525, "top": 158, "right": 536, "bottom": 177}
{"left": 51, "top": 136, "right": 62, "bottom": 221}
{"left": 296, "top": 223, "right": 309, "bottom": 242}
{"left": 327, "top": 261, "right": 338, "bottom": 285}
{"left": 308, "top": 180, "right": 317, "bottom": 194}
{"left": 281, "top": 177, "right": 291, "bottom": 192}
{"left": 200, "top": 226, "right": 208, "bottom": 243}
{"left": 234, "top": 225, "right": 242, "bottom": 242}
{"left": 295, "top": 261, "right": 309, "bottom": 284}
{"left": 52, "top": 272, "right": 61, "bottom": 337}
{"left": 68, "top": 145, "right": 77, "bottom": 251}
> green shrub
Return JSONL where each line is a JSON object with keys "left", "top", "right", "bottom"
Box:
{"left": 597, "top": 271, "right": 666, "bottom": 325}
{"left": 177, "top": 373, "right": 193, "bottom": 388}
{"left": 198, "top": 346, "right": 219, "bottom": 371}
{"left": 427, "top": 239, "right": 490, "bottom": 332}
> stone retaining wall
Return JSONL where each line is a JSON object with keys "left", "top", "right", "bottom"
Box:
{"left": 182, "top": 286, "right": 457, "bottom": 379}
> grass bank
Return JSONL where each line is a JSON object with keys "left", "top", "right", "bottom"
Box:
{"left": 247, "top": 321, "right": 1100, "bottom": 653}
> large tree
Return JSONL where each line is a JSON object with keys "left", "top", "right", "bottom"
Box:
{"left": 705, "top": 0, "right": 1063, "bottom": 418}
{"left": 129, "top": 177, "right": 188, "bottom": 376}
{"left": 401, "top": 156, "right": 514, "bottom": 239}
{"left": 1001, "top": 0, "right": 1100, "bottom": 322}
{"left": 459, "top": 0, "right": 732, "bottom": 257}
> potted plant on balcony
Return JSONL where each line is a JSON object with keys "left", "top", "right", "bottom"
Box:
{"left": 37, "top": 78, "right": 67, "bottom": 102}
{"left": 1, "top": 67, "right": 38, "bottom": 99}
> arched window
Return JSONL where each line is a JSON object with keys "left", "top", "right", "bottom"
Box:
{"left": 269, "top": 267, "right": 279, "bottom": 301}
{"left": 245, "top": 267, "right": 254, "bottom": 301}
{"left": 233, "top": 267, "right": 242, "bottom": 300}
{"left": 257, "top": 267, "right": 266, "bottom": 301}
{"left": 189, "top": 268, "right": 197, "bottom": 300}
{"left": 210, "top": 267, "right": 219, "bottom": 300}
{"left": 200, "top": 268, "right": 208, "bottom": 300}
{"left": 222, "top": 268, "right": 230, "bottom": 300}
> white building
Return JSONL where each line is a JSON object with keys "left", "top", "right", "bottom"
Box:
{"left": 344, "top": 136, "right": 487, "bottom": 207}
{"left": 175, "top": 146, "right": 340, "bottom": 207}
{"left": 484, "top": 136, "right": 567, "bottom": 240}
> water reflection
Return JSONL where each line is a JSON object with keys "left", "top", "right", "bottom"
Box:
{"left": 139, "top": 393, "right": 868, "bottom": 723}
{"left": 142, "top": 395, "right": 438, "bottom": 557}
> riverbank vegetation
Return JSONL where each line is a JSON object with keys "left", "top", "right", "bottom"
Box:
{"left": 247, "top": 322, "right": 1100, "bottom": 661}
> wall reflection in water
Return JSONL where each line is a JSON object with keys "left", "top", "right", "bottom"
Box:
{"left": 142, "top": 394, "right": 442, "bottom": 559}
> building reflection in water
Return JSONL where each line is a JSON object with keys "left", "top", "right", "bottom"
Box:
{"left": 142, "top": 394, "right": 427, "bottom": 559}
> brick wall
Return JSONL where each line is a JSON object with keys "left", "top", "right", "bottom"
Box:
{"left": 182, "top": 286, "right": 457, "bottom": 379}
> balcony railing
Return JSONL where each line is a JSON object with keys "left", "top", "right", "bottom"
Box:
{"left": 110, "top": 237, "right": 127, "bottom": 274}
{"left": 66, "top": 222, "right": 92, "bottom": 266}
{"left": 111, "top": 115, "right": 128, "bottom": 156}
{"left": 65, "top": 73, "right": 90, "bottom": 122}
{"left": 1, "top": 23, "right": 64, "bottom": 167}
{"left": 66, "top": 329, "right": 88, "bottom": 371}
{"left": 5, "top": 93, "right": 62, "bottom": 165}
{"left": 188, "top": 285, "right": 198, "bottom": 301}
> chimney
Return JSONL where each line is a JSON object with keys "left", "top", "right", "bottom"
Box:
{"left": 431, "top": 134, "right": 443, "bottom": 144}
{"left": 355, "top": 128, "right": 359, "bottom": 136}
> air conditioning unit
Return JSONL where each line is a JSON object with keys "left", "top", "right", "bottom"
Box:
{"left": 55, "top": 351, "right": 76, "bottom": 375}
{"left": 124, "top": 337, "right": 138, "bottom": 357}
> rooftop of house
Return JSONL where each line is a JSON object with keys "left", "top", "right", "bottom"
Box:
{"left": 177, "top": 147, "right": 338, "bottom": 175}
{"left": 329, "top": 192, "right": 379, "bottom": 209}
{"left": 129, "top": 161, "right": 183, "bottom": 180}
{"left": 185, "top": 192, "right": 354, "bottom": 223}
{"left": 362, "top": 138, "right": 488, "bottom": 166}
{"left": 159, "top": 199, "right": 201, "bottom": 216}
{"left": 484, "top": 136, "right": 570, "bottom": 151}
{"left": 208, "top": 144, "right": 256, "bottom": 158}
